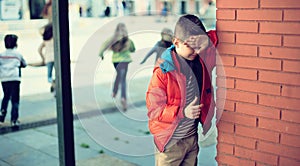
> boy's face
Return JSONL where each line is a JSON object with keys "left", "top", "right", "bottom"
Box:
{"left": 173, "top": 35, "right": 209, "bottom": 60}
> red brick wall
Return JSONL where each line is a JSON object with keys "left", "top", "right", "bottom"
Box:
{"left": 215, "top": 0, "right": 300, "bottom": 165}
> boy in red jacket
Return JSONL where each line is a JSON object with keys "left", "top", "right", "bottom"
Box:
{"left": 146, "top": 14, "right": 217, "bottom": 165}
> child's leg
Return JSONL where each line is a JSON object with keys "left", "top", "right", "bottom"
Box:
{"left": 155, "top": 136, "right": 199, "bottom": 166}
{"left": 47, "top": 62, "right": 55, "bottom": 83}
{"left": 113, "top": 63, "right": 121, "bottom": 97}
{"left": 10, "top": 81, "right": 20, "bottom": 123}
{"left": 119, "top": 62, "right": 128, "bottom": 100}
{"left": 118, "top": 62, "right": 129, "bottom": 110}
{"left": 0, "top": 82, "right": 12, "bottom": 122}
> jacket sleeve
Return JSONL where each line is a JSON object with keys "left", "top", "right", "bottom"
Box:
{"left": 20, "top": 56, "right": 27, "bottom": 68}
{"left": 129, "top": 40, "right": 136, "bottom": 52}
{"left": 142, "top": 43, "right": 159, "bottom": 62}
{"left": 99, "top": 38, "right": 112, "bottom": 59}
{"left": 201, "top": 30, "right": 218, "bottom": 76}
{"left": 146, "top": 68, "right": 181, "bottom": 123}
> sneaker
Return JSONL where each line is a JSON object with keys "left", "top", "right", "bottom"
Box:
{"left": 11, "top": 120, "right": 20, "bottom": 127}
{"left": 0, "top": 116, "right": 5, "bottom": 123}
{"left": 50, "top": 80, "right": 55, "bottom": 93}
{"left": 50, "top": 86, "right": 54, "bottom": 93}
{"left": 121, "top": 98, "right": 127, "bottom": 111}
{"left": 112, "top": 92, "right": 116, "bottom": 98}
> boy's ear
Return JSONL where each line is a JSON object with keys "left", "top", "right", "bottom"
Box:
{"left": 173, "top": 38, "right": 180, "bottom": 48}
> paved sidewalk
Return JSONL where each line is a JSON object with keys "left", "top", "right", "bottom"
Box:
{"left": 0, "top": 16, "right": 160, "bottom": 165}
{"left": 0, "top": 15, "right": 218, "bottom": 165}
{"left": 0, "top": 75, "right": 154, "bottom": 165}
{"left": 0, "top": 111, "right": 153, "bottom": 166}
{"left": 0, "top": 73, "right": 150, "bottom": 132}
{"left": 0, "top": 126, "right": 138, "bottom": 166}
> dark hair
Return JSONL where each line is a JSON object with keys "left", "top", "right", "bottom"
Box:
{"left": 110, "top": 23, "right": 129, "bottom": 52}
{"left": 174, "top": 14, "right": 207, "bottom": 41}
{"left": 43, "top": 23, "right": 53, "bottom": 41}
{"left": 4, "top": 34, "right": 18, "bottom": 49}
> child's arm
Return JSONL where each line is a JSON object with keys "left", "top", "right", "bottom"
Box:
{"left": 129, "top": 39, "right": 136, "bottom": 52}
{"left": 99, "top": 38, "right": 113, "bottom": 60}
{"left": 20, "top": 56, "right": 27, "bottom": 68}
{"left": 140, "top": 43, "right": 158, "bottom": 64}
{"left": 185, "top": 30, "right": 218, "bottom": 75}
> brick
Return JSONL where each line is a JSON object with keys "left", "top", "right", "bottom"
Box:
{"left": 255, "top": 163, "right": 268, "bottom": 166}
{"left": 216, "top": 77, "right": 234, "bottom": 88}
{"left": 280, "top": 157, "right": 300, "bottom": 166}
{"left": 218, "top": 43, "right": 258, "bottom": 56}
{"left": 218, "top": 143, "right": 234, "bottom": 154}
{"left": 216, "top": 108, "right": 223, "bottom": 122}
{"left": 236, "top": 79, "right": 281, "bottom": 95}
{"left": 217, "top": 154, "right": 255, "bottom": 166}
{"left": 222, "top": 111, "right": 257, "bottom": 127}
{"left": 236, "top": 33, "right": 281, "bottom": 46}
{"left": 281, "top": 133, "right": 300, "bottom": 147}
{"left": 260, "top": 22, "right": 300, "bottom": 35}
{"left": 216, "top": 55, "right": 235, "bottom": 66}
{"left": 217, "top": 120, "right": 235, "bottom": 133}
{"left": 237, "top": 9, "right": 282, "bottom": 21}
{"left": 284, "top": 35, "right": 300, "bottom": 48}
{"left": 217, "top": 107, "right": 226, "bottom": 120}
{"left": 218, "top": 132, "right": 235, "bottom": 144}
{"left": 261, "top": 0, "right": 300, "bottom": 8}
{"left": 259, "top": 118, "right": 300, "bottom": 135}
{"left": 235, "top": 146, "right": 278, "bottom": 165}
{"left": 279, "top": 146, "right": 300, "bottom": 160}
{"left": 257, "top": 141, "right": 300, "bottom": 160}
{"left": 236, "top": 125, "right": 280, "bottom": 142}
{"left": 216, "top": 9, "right": 236, "bottom": 20}
{"left": 216, "top": 98, "right": 235, "bottom": 112}
{"left": 282, "top": 110, "right": 300, "bottom": 123}
{"left": 217, "top": 0, "right": 259, "bottom": 9}
{"left": 259, "top": 94, "right": 300, "bottom": 110}
{"left": 235, "top": 136, "right": 256, "bottom": 149}
{"left": 226, "top": 89, "right": 258, "bottom": 104}
{"left": 217, "top": 66, "right": 257, "bottom": 80}
{"left": 216, "top": 88, "right": 226, "bottom": 100}
{"left": 236, "top": 56, "right": 281, "bottom": 70}
{"left": 282, "top": 85, "right": 300, "bottom": 99}
{"left": 283, "top": 60, "right": 300, "bottom": 73}
{"left": 284, "top": 10, "right": 300, "bottom": 21}
{"left": 260, "top": 46, "right": 300, "bottom": 60}
{"left": 236, "top": 102, "right": 280, "bottom": 119}
{"left": 217, "top": 32, "right": 235, "bottom": 43}
{"left": 259, "top": 71, "right": 300, "bottom": 86}
{"left": 217, "top": 20, "right": 258, "bottom": 33}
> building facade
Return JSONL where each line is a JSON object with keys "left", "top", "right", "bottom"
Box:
{"left": 216, "top": 0, "right": 300, "bottom": 165}
{"left": 0, "top": 0, "right": 210, "bottom": 20}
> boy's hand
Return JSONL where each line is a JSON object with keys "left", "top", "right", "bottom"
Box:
{"left": 184, "top": 97, "right": 203, "bottom": 119}
{"left": 185, "top": 35, "right": 209, "bottom": 54}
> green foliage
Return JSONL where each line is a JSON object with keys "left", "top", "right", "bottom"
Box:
{"left": 80, "top": 143, "right": 90, "bottom": 149}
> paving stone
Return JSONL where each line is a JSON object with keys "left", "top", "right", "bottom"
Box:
{"left": 5, "top": 149, "right": 57, "bottom": 166}
{"left": 76, "top": 154, "right": 137, "bottom": 166}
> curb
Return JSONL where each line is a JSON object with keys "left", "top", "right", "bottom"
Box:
{"left": 0, "top": 100, "right": 145, "bottom": 135}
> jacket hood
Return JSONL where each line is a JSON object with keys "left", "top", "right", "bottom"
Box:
{"left": 159, "top": 45, "right": 176, "bottom": 73}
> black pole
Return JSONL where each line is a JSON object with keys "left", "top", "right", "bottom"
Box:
{"left": 52, "top": 0, "right": 75, "bottom": 165}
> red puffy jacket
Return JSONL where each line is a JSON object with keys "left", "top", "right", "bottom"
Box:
{"left": 146, "top": 30, "right": 218, "bottom": 152}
